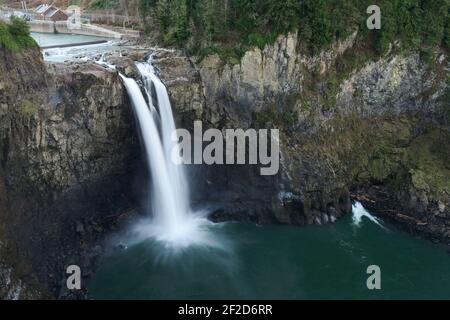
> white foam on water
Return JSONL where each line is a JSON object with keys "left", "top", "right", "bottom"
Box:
{"left": 42, "top": 41, "right": 116, "bottom": 62}
{"left": 352, "top": 201, "right": 385, "bottom": 228}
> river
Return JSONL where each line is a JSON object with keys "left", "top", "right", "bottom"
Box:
{"left": 89, "top": 203, "right": 450, "bottom": 299}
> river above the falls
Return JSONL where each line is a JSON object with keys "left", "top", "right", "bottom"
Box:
{"left": 89, "top": 203, "right": 450, "bottom": 300}
{"left": 31, "top": 32, "right": 111, "bottom": 48}
{"left": 30, "top": 32, "right": 122, "bottom": 63}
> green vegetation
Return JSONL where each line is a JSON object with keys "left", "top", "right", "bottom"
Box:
{"left": 403, "top": 129, "right": 450, "bottom": 201}
{"left": 365, "top": 0, "right": 449, "bottom": 54}
{"left": 19, "top": 99, "right": 38, "bottom": 117}
{"left": 299, "top": 114, "right": 450, "bottom": 202}
{"left": 253, "top": 94, "right": 300, "bottom": 131}
{"left": 89, "top": 0, "right": 120, "bottom": 10}
{"left": 0, "top": 16, "right": 36, "bottom": 52}
{"left": 138, "top": 0, "right": 449, "bottom": 62}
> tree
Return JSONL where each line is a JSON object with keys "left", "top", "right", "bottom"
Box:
{"left": 9, "top": 16, "right": 30, "bottom": 38}
{"left": 302, "top": 0, "right": 334, "bottom": 50}
{"left": 0, "top": 16, "right": 35, "bottom": 51}
{"left": 373, "top": 0, "right": 397, "bottom": 54}
{"left": 266, "top": 0, "right": 298, "bottom": 34}
{"left": 420, "top": 0, "right": 448, "bottom": 47}
{"left": 395, "top": 0, "right": 421, "bottom": 49}
{"left": 136, "top": 0, "right": 449, "bottom": 61}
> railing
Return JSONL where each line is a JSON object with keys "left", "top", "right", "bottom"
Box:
{"left": 81, "top": 11, "right": 141, "bottom": 29}
{"left": 0, "top": 8, "right": 35, "bottom": 21}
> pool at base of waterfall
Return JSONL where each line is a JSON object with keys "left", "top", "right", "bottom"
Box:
{"left": 88, "top": 203, "right": 450, "bottom": 300}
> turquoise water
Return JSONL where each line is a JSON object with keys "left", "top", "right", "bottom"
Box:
{"left": 89, "top": 207, "right": 450, "bottom": 300}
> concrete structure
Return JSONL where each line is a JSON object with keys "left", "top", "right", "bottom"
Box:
{"left": 55, "top": 20, "right": 122, "bottom": 38}
{"left": 66, "top": 5, "right": 81, "bottom": 30}
{"left": 29, "top": 19, "right": 55, "bottom": 33}
{"left": 20, "top": 1, "right": 29, "bottom": 11}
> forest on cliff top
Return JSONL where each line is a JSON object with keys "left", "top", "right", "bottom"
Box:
{"left": 4, "top": 1, "right": 449, "bottom": 60}
{"left": 137, "top": 0, "right": 449, "bottom": 61}
{"left": 52, "top": 0, "right": 449, "bottom": 60}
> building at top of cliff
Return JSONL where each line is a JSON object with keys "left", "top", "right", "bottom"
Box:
{"left": 34, "top": 4, "right": 49, "bottom": 14}
{"left": 34, "top": 4, "right": 68, "bottom": 22}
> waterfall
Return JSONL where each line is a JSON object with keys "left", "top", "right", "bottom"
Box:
{"left": 120, "top": 58, "right": 219, "bottom": 249}
{"left": 352, "top": 202, "right": 385, "bottom": 228}
{"left": 135, "top": 61, "right": 189, "bottom": 212}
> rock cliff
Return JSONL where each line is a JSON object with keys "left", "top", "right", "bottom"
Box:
{"left": 0, "top": 47, "right": 140, "bottom": 298}
{"left": 152, "top": 32, "right": 449, "bottom": 242}
{"left": 0, "top": 30, "right": 448, "bottom": 298}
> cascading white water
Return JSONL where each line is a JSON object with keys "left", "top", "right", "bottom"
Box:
{"left": 352, "top": 202, "right": 385, "bottom": 228}
{"left": 135, "top": 61, "right": 189, "bottom": 212}
{"left": 120, "top": 59, "right": 220, "bottom": 249}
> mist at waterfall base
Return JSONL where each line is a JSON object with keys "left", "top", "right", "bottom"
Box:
{"left": 89, "top": 203, "right": 450, "bottom": 299}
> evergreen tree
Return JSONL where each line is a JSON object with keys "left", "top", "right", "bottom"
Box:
{"left": 139, "top": 0, "right": 449, "bottom": 60}
{"left": 302, "top": 0, "right": 334, "bottom": 50}
{"left": 266, "top": 0, "right": 298, "bottom": 34}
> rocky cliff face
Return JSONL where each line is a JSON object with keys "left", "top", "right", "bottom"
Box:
{"left": 152, "top": 32, "right": 449, "bottom": 242}
{"left": 0, "top": 31, "right": 448, "bottom": 298}
{"left": 0, "top": 47, "right": 140, "bottom": 298}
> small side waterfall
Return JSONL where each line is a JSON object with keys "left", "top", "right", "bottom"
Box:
{"left": 120, "top": 58, "right": 219, "bottom": 249}
{"left": 352, "top": 202, "right": 384, "bottom": 228}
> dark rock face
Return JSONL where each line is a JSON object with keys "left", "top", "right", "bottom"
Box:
{"left": 150, "top": 32, "right": 449, "bottom": 243}
{"left": 0, "top": 48, "right": 141, "bottom": 298}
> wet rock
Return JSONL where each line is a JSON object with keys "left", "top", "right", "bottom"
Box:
{"left": 125, "top": 50, "right": 148, "bottom": 62}
{"left": 0, "top": 263, "right": 41, "bottom": 299}
{"left": 327, "top": 206, "right": 338, "bottom": 218}
{"left": 0, "top": 46, "right": 139, "bottom": 299}
{"left": 438, "top": 202, "right": 446, "bottom": 213}
{"left": 109, "top": 56, "right": 140, "bottom": 78}
{"left": 91, "top": 245, "right": 103, "bottom": 257}
{"left": 75, "top": 221, "right": 85, "bottom": 235}
{"left": 314, "top": 216, "right": 322, "bottom": 225}
{"left": 116, "top": 243, "right": 128, "bottom": 250}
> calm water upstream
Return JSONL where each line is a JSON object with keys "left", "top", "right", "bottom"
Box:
{"left": 89, "top": 204, "right": 450, "bottom": 300}
{"left": 30, "top": 32, "right": 119, "bottom": 63}
{"left": 31, "top": 32, "right": 110, "bottom": 47}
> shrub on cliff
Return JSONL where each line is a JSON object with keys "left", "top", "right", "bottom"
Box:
{"left": 0, "top": 16, "right": 36, "bottom": 52}
{"left": 89, "top": 0, "right": 120, "bottom": 10}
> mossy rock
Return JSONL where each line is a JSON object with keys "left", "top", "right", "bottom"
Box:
{"left": 404, "top": 130, "right": 450, "bottom": 201}
{"left": 19, "top": 99, "right": 38, "bottom": 117}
